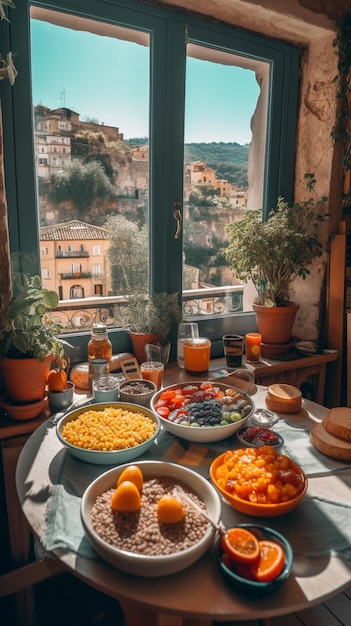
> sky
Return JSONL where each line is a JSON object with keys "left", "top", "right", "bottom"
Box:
{"left": 31, "top": 18, "right": 259, "bottom": 144}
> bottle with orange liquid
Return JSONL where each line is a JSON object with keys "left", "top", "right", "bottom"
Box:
{"left": 88, "top": 324, "right": 112, "bottom": 388}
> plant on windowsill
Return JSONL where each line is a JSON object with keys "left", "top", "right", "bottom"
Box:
{"left": 223, "top": 175, "right": 329, "bottom": 350}
{"left": 0, "top": 274, "right": 70, "bottom": 404}
{"left": 114, "top": 292, "right": 182, "bottom": 364}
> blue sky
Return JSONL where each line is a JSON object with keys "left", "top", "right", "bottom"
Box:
{"left": 31, "top": 19, "right": 259, "bottom": 144}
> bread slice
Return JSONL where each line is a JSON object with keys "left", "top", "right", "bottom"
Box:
{"left": 322, "top": 407, "right": 351, "bottom": 442}
{"left": 310, "top": 422, "right": 351, "bottom": 461}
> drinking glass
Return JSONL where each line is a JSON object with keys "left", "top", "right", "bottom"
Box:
{"left": 140, "top": 361, "right": 164, "bottom": 390}
{"left": 177, "top": 322, "right": 199, "bottom": 368}
{"left": 222, "top": 334, "right": 244, "bottom": 368}
{"left": 183, "top": 337, "right": 211, "bottom": 376}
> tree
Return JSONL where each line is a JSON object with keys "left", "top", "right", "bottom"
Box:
{"left": 105, "top": 215, "right": 148, "bottom": 295}
{"left": 49, "top": 160, "right": 112, "bottom": 214}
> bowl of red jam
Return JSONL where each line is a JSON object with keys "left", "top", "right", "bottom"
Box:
{"left": 237, "top": 425, "right": 284, "bottom": 449}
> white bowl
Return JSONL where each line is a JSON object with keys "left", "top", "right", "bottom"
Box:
{"left": 150, "top": 381, "right": 254, "bottom": 443}
{"left": 56, "top": 402, "right": 160, "bottom": 465}
{"left": 81, "top": 460, "right": 222, "bottom": 576}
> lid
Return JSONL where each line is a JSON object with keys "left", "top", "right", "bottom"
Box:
{"left": 92, "top": 323, "right": 107, "bottom": 334}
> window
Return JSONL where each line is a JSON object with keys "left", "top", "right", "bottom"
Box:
{"left": 1, "top": 0, "right": 299, "bottom": 343}
{"left": 42, "top": 268, "right": 50, "bottom": 278}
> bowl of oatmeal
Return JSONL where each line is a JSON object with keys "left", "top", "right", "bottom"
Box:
{"left": 56, "top": 402, "right": 160, "bottom": 465}
{"left": 80, "top": 460, "right": 222, "bottom": 576}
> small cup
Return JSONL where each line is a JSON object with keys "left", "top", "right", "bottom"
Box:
{"left": 140, "top": 361, "right": 164, "bottom": 390}
{"left": 92, "top": 375, "right": 121, "bottom": 403}
{"left": 48, "top": 381, "right": 75, "bottom": 413}
{"left": 223, "top": 334, "right": 244, "bottom": 368}
{"left": 246, "top": 333, "right": 262, "bottom": 363}
{"left": 183, "top": 337, "right": 211, "bottom": 376}
{"left": 177, "top": 322, "right": 199, "bottom": 369}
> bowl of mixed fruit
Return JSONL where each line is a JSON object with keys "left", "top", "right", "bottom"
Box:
{"left": 150, "top": 381, "right": 254, "bottom": 443}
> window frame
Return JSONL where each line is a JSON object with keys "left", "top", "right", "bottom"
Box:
{"left": 1, "top": 0, "right": 299, "bottom": 349}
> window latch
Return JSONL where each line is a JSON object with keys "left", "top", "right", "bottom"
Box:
{"left": 173, "top": 200, "right": 182, "bottom": 239}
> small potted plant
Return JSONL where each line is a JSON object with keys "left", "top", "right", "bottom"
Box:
{"left": 224, "top": 177, "right": 329, "bottom": 348}
{"left": 0, "top": 274, "right": 70, "bottom": 403}
{"left": 115, "top": 292, "right": 182, "bottom": 364}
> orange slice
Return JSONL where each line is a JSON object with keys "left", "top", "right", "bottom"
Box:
{"left": 117, "top": 465, "right": 144, "bottom": 491}
{"left": 221, "top": 527, "right": 260, "bottom": 563}
{"left": 157, "top": 495, "right": 185, "bottom": 524}
{"left": 250, "top": 540, "right": 285, "bottom": 582}
{"left": 111, "top": 481, "right": 141, "bottom": 512}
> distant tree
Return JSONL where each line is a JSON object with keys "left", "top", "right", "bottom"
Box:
{"left": 49, "top": 160, "right": 112, "bottom": 214}
{"left": 105, "top": 215, "right": 148, "bottom": 295}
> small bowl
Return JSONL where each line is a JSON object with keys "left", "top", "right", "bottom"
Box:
{"left": 119, "top": 379, "right": 157, "bottom": 407}
{"left": 215, "top": 524, "right": 293, "bottom": 595}
{"left": 81, "top": 460, "right": 222, "bottom": 576}
{"left": 237, "top": 426, "right": 284, "bottom": 449}
{"left": 0, "top": 393, "right": 49, "bottom": 421}
{"left": 150, "top": 381, "right": 254, "bottom": 443}
{"left": 56, "top": 401, "right": 160, "bottom": 465}
{"left": 48, "top": 381, "right": 75, "bottom": 413}
{"left": 92, "top": 375, "right": 121, "bottom": 403}
{"left": 210, "top": 449, "right": 307, "bottom": 517}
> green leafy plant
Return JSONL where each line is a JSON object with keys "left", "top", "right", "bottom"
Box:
{"left": 115, "top": 292, "right": 182, "bottom": 342}
{"left": 0, "top": 274, "right": 68, "bottom": 360}
{"left": 224, "top": 178, "right": 329, "bottom": 307}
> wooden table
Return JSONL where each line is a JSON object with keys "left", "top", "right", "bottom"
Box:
{"left": 11, "top": 375, "right": 351, "bottom": 626}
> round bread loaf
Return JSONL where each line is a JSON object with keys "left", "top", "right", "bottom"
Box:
{"left": 322, "top": 407, "right": 351, "bottom": 442}
{"left": 265, "top": 383, "right": 302, "bottom": 414}
{"left": 310, "top": 422, "right": 351, "bottom": 461}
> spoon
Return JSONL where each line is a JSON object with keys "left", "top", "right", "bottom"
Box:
{"left": 173, "top": 489, "right": 226, "bottom": 536}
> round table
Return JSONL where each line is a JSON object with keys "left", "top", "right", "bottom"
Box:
{"left": 16, "top": 385, "right": 351, "bottom": 626}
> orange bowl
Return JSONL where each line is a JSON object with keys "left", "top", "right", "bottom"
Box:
{"left": 210, "top": 448, "right": 307, "bottom": 517}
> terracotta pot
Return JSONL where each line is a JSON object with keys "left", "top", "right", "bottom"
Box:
{"left": 252, "top": 302, "right": 299, "bottom": 345}
{"left": 129, "top": 332, "right": 160, "bottom": 364}
{"left": 0, "top": 354, "right": 52, "bottom": 402}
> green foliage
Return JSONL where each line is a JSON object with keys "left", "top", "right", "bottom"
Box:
{"left": 105, "top": 215, "right": 148, "bottom": 295}
{"left": 224, "top": 187, "right": 329, "bottom": 307}
{"left": 0, "top": 275, "right": 67, "bottom": 360}
{"left": 50, "top": 160, "right": 112, "bottom": 213}
{"left": 115, "top": 292, "right": 181, "bottom": 341}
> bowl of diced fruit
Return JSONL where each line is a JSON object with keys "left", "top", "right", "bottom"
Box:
{"left": 150, "top": 381, "right": 254, "bottom": 443}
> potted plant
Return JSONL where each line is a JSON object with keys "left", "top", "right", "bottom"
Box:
{"left": 0, "top": 274, "right": 69, "bottom": 403}
{"left": 115, "top": 292, "right": 182, "bottom": 364}
{"left": 224, "top": 181, "right": 329, "bottom": 349}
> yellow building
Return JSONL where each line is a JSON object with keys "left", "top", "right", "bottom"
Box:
{"left": 40, "top": 220, "right": 110, "bottom": 300}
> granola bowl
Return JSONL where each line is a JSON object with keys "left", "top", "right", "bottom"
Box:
{"left": 80, "top": 460, "right": 222, "bottom": 576}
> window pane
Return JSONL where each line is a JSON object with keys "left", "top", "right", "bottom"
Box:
{"left": 30, "top": 8, "right": 150, "bottom": 319}
{"left": 183, "top": 43, "right": 269, "bottom": 317}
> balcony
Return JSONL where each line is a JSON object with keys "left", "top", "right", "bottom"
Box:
{"left": 60, "top": 272, "right": 92, "bottom": 279}
{"left": 56, "top": 250, "right": 89, "bottom": 258}
{"left": 51, "top": 285, "right": 244, "bottom": 332}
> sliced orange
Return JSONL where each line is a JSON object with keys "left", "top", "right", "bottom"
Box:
{"left": 111, "top": 481, "right": 141, "bottom": 512}
{"left": 117, "top": 465, "right": 144, "bottom": 491}
{"left": 221, "top": 527, "right": 260, "bottom": 563}
{"left": 250, "top": 540, "right": 285, "bottom": 582}
{"left": 157, "top": 495, "right": 185, "bottom": 524}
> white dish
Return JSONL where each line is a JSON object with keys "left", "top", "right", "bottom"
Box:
{"left": 81, "top": 460, "right": 222, "bottom": 576}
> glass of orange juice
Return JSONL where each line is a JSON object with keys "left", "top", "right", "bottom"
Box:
{"left": 183, "top": 338, "right": 211, "bottom": 375}
{"left": 140, "top": 361, "right": 164, "bottom": 390}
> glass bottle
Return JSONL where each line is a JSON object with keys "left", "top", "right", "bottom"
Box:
{"left": 87, "top": 324, "right": 112, "bottom": 385}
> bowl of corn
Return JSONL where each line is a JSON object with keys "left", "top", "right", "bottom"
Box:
{"left": 56, "top": 402, "right": 160, "bottom": 465}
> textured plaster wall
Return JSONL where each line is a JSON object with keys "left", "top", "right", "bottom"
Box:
{"left": 147, "top": 0, "right": 347, "bottom": 342}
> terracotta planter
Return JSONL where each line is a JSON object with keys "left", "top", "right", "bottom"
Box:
{"left": 252, "top": 302, "right": 299, "bottom": 346}
{"left": 129, "top": 332, "right": 160, "bottom": 364}
{"left": 0, "top": 354, "right": 52, "bottom": 402}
